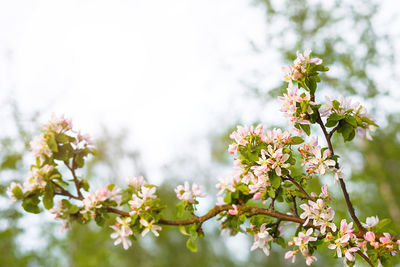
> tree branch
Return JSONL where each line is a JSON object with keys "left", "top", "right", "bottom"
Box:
{"left": 316, "top": 112, "right": 366, "bottom": 233}
{"left": 64, "top": 155, "right": 83, "bottom": 199}
{"left": 283, "top": 175, "right": 312, "bottom": 201}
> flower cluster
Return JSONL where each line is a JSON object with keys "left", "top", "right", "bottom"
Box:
{"left": 128, "top": 185, "right": 157, "bottom": 216}
{"left": 298, "top": 138, "right": 338, "bottom": 178}
{"left": 110, "top": 217, "right": 134, "bottom": 250}
{"left": 250, "top": 223, "right": 273, "bottom": 256}
{"left": 319, "top": 96, "right": 377, "bottom": 140}
{"left": 81, "top": 185, "right": 122, "bottom": 218}
{"left": 283, "top": 49, "right": 323, "bottom": 86}
{"left": 286, "top": 229, "right": 318, "bottom": 265}
{"left": 223, "top": 125, "right": 295, "bottom": 200}
{"left": 300, "top": 198, "right": 336, "bottom": 234}
{"left": 279, "top": 85, "right": 317, "bottom": 131}
{"left": 175, "top": 182, "right": 206, "bottom": 204}
{"left": 327, "top": 219, "right": 359, "bottom": 264}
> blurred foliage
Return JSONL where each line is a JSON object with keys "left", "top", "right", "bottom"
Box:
{"left": 252, "top": 0, "right": 394, "bottom": 100}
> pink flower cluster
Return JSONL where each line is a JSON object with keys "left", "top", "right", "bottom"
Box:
{"left": 319, "top": 96, "right": 377, "bottom": 140}
{"left": 41, "top": 114, "right": 73, "bottom": 133}
{"left": 174, "top": 182, "right": 206, "bottom": 204}
{"left": 300, "top": 198, "right": 336, "bottom": 234}
{"left": 363, "top": 232, "right": 400, "bottom": 254}
{"left": 283, "top": 49, "right": 322, "bottom": 86}
{"left": 81, "top": 185, "right": 122, "bottom": 217}
{"left": 225, "top": 126, "right": 293, "bottom": 199}
{"left": 250, "top": 223, "right": 273, "bottom": 256}
{"left": 327, "top": 219, "right": 359, "bottom": 264}
{"left": 128, "top": 185, "right": 157, "bottom": 216}
{"left": 298, "top": 138, "right": 337, "bottom": 177}
{"left": 286, "top": 229, "right": 318, "bottom": 265}
{"left": 110, "top": 217, "right": 133, "bottom": 250}
{"left": 278, "top": 85, "right": 316, "bottom": 130}
{"left": 24, "top": 164, "right": 54, "bottom": 191}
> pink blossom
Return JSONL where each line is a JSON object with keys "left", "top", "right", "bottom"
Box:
{"left": 140, "top": 219, "right": 162, "bottom": 237}
{"left": 253, "top": 192, "right": 262, "bottom": 200}
{"left": 127, "top": 175, "right": 146, "bottom": 188}
{"left": 41, "top": 114, "right": 73, "bottom": 133}
{"left": 110, "top": 217, "right": 133, "bottom": 250}
{"left": 228, "top": 204, "right": 239, "bottom": 216}
{"left": 250, "top": 223, "right": 273, "bottom": 256}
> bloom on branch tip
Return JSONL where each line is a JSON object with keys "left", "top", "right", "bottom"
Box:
{"left": 140, "top": 218, "right": 162, "bottom": 237}
{"left": 110, "top": 217, "right": 133, "bottom": 250}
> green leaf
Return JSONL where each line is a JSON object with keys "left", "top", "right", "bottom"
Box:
{"left": 289, "top": 136, "right": 304, "bottom": 145}
{"left": 361, "top": 116, "right": 378, "bottom": 127}
{"left": 186, "top": 238, "right": 198, "bottom": 252}
{"left": 268, "top": 187, "right": 275, "bottom": 198}
{"left": 345, "top": 115, "right": 357, "bottom": 127}
{"left": 300, "top": 124, "right": 311, "bottom": 136}
{"left": 75, "top": 153, "right": 85, "bottom": 168}
{"left": 224, "top": 192, "right": 232, "bottom": 204}
{"left": 47, "top": 133, "right": 58, "bottom": 153}
{"left": 43, "top": 184, "right": 54, "bottom": 210}
{"left": 332, "top": 100, "right": 341, "bottom": 110}
{"left": 305, "top": 77, "right": 317, "bottom": 94}
{"left": 69, "top": 204, "right": 80, "bottom": 214}
{"left": 341, "top": 122, "right": 355, "bottom": 142}
{"left": 22, "top": 195, "right": 41, "bottom": 214}
{"left": 270, "top": 175, "right": 281, "bottom": 189}
{"left": 56, "top": 133, "right": 70, "bottom": 144}
{"left": 325, "top": 119, "right": 338, "bottom": 128}
{"left": 11, "top": 185, "right": 23, "bottom": 199}
{"left": 176, "top": 201, "right": 186, "bottom": 218}
{"left": 179, "top": 225, "right": 190, "bottom": 236}
{"left": 300, "top": 101, "right": 308, "bottom": 113}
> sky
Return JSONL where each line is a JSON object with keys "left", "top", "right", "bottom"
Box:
{"left": 0, "top": 0, "right": 282, "bottom": 183}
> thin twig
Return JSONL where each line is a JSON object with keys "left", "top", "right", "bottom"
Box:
{"left": 284, "top": 175, "right": 312, "bottom": 201}
{"left": 64, "top": 155, "right": 83, "bottom": 199}
{"left": 356, "top": 251, "right": 373, "bottom": 267}
{"left": 52, "top": 181, "right": 81, "bottom": 200}
{"left": 316, "top": 112, "right": 366, "bottom": 233}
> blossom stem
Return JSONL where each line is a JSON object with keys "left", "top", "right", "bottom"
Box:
{"left": 316, "top": 112, "right": 366, "bottom": 233}
{"left": 64, "top": 155, "right": 83, "bottom": 199}
{"left": 52, "top": 181, "right": 82, "bottom": 200}
{"left": 283, "top": 175, "right": 312, "bottom": 201}
{"left": 356, "top": 251, "right": 373, "bottom": 267}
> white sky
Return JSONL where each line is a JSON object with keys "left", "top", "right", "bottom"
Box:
{"left": 0, "top": 0, "right": 280, "bottom": 182}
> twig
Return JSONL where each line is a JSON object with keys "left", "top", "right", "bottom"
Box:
{"left": 356, "top": 251, "right": 373, "bottom": 267}
{"left": 283, "top": 175, "right": 312, "bottom": 201}
{"left": 64, "top": 155, "right": 83, "bottom": 199}
{"left": 52, "top": 181, "right": 81, "bottom": 200}
{"left": 292, "top": 196, "right": 299, "bottom": 217}
{"left": 316, "top": 112, "right": 366, "bottom": 233}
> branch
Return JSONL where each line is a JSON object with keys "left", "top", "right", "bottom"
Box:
{"left": 52, "top": 181, "right": 81, "bottom": 200}
{"left": 64, "top": 155, "right": 83, "bottom": 199}
{"left": 107, "top": 205, "right": 367, "bottom": 238}
{"left": 316, "top": 112, "right": 366, "bottom": 233}
{"left": 356, "top": 251, "right": 373, "bottom": 267}
{"left": 283, "top": 175, "right": 312, "bottom": 201}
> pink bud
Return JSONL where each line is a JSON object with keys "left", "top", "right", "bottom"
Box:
{"left": 364, "top": 232, "right": 375, "bottom": 242}
{"left": 253, "top": 192, "right": 262, "bottom": 200}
